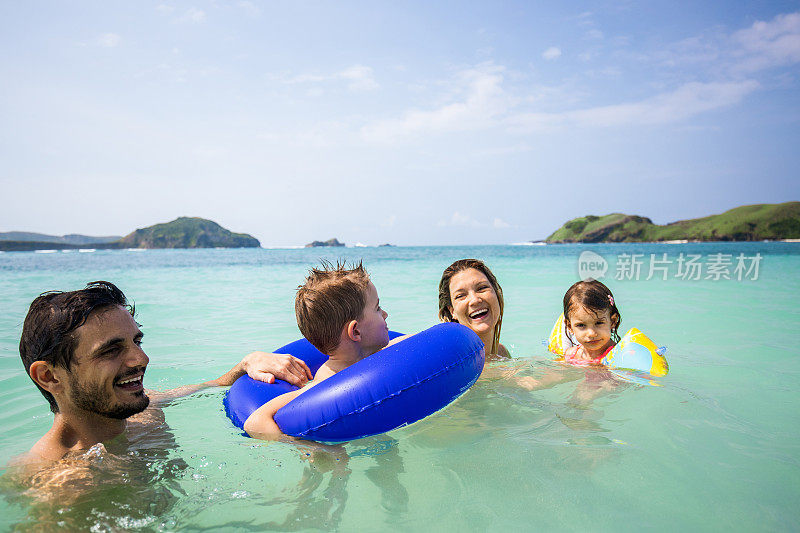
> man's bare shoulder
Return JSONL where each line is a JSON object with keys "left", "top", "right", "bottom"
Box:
{"left": 17, "top": 431, "right": 71, "bottom": 467}
{"left": 127, "top": 404, "right": 166, "bottom": 426}
{"left": 15, "top": 406, "right": 165, "bottom": 467}
{"left": 5, "top": 443, "right": 119, "bottom": 504}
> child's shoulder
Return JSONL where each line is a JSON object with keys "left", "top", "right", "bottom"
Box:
{"left": 295, "top": 364, "right": 337, "bottom": 395}
{"left": 311, "top": 364, "right": 336, "bottom": 383}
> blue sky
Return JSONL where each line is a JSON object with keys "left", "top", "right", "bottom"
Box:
{"left": 1, "top": 1, "right": 799, "bottom": 245}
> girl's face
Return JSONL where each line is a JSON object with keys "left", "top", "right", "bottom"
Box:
{"left": 448, "top": 268, "right": 501, "bottom": 339}
{"left": 566, "top": 305, "right": 617, "bottom": 357}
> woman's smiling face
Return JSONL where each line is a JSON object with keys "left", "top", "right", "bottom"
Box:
{"left": 447, "top": 268, "right": 501, "bottom": 338}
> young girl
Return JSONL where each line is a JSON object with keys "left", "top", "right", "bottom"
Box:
{"left": 561, "top": 279, "right": 620, "bottom": 366}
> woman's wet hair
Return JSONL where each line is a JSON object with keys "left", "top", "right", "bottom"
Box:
{"left": 295, "top": 260, "right": 372, "bottom": 355}
{"left": 19, "top": 281, "right": 134, "bottom": 413}
{"left": 562, "top": 279, "right": 621, "bottom": 343}
{"left": 438, "top": 259, "right": 504, "bottom": 356}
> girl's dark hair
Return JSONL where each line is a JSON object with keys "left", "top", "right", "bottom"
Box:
{"left": 19, "top": 281, "right": 134, "bottom": 413}
{"left": 562, "top": 279, "right": 621, "bottom": 343}
{"left": 438, "top": 259, "right": 504, "bottom": 355}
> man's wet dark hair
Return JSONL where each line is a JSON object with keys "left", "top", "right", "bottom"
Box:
{"left": 19, "top": 281, "right": 134, "bottom": 413}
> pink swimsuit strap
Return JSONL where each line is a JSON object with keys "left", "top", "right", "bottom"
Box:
{"left": 563, "top": 344, "right": 613, "bottom": 366}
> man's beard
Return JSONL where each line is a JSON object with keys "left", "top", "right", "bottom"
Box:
{"left": 68, "top": 371, "right": 150, "bottom": 419}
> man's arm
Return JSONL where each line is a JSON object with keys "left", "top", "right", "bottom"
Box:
{"left": 212, "top": 351, "right": 313, "bottom": 386}
{"left": 148, "top": 352, "right": 313, "bottom": 406}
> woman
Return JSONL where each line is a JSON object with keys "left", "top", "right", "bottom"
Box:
{"left": 438, "top": 259, "right": 510, "bottom": 360}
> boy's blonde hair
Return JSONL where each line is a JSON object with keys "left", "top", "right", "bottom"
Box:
{"left": 295, "top": 261, "right": 372, "bottom": 354}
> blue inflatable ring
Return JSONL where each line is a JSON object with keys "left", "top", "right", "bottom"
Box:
{"left": 224, "top": 323, "right": 485, "bottom": 442}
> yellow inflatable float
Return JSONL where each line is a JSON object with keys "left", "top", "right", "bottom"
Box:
{"left": 547, "top": 313, "right": 668, "bottom": 376}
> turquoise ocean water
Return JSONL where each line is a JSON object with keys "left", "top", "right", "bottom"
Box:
{"left": 0, "top": 243, "right": 798, "bottom": 531}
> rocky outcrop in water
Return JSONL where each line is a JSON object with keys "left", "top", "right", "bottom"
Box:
{"left": 305, "top": 238, "right": 345, "bottom": 248}
{"left": 117, "top": 217, "right": 260, "bottom": 249}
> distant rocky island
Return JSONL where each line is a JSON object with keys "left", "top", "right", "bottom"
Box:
{"left": 118, "top": 217, "right": 259, "bottom": 249}
{"left": 546, "top": 202, "right": 800, "bottom": 243}
{"left": 0, "top": 232, "right": 121, "bottom": 245}
{"left": 0, "top": 217, "right": 260, "bottom": 251}
{"left": 0, "top": 232, "right": 121, "bottom": 251}
{"left": 305, "top": 238, "right": 345, "bottom": 248}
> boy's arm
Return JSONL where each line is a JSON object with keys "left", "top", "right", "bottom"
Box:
{"left": 243, "top": 387, "right": 308, "bottom": 440}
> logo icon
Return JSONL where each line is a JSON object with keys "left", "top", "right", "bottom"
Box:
{"left": 577, "top": 251, "right": 608, "bottom": 280}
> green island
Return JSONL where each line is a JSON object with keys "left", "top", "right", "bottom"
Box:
{"left": 117, "top": 217, "right": 259, "bottom": 249}
{"left": 0, "top": 217, "right": 260, "bottom": 251}
{"left": 305, "top": 238, "right": 345, "bottom": 248}
{"left": 546, "top": 202, "right": 800, "bottom": 243}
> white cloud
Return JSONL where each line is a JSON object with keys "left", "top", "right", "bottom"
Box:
{"left": 571, "top": 80, "right": 759, "bottom": 125}
{"left": 438, "top": 212, "right": 484, "bottom": 227}
{"left": 732, "top": 12, "right": 800, "bottom": 72}
{"left": 181, "top": 8, "right": 206, "bottom": 24}
{"left": 657, "top": 11, "right": 800, "bottom": 74}
{"left": 97, "top": 33, "right": 121, "bottom": 48}
{"left": 510, "top": 80, "right": 759, "bottom": 130}
{"left": 358, "top": 14, "right": 795, "bottom": 143}
{"left": 362, "top": 63, "right": 509, "bottom": 142}
{"left": 274, "top": 64, "right": 378, "bottom": 92}
{"left": 493, "top": 218, "right": 511, "bottom": 229}
{"left": 257, "top": 121, "right": 352, "bottom": 149}
{"left": 542, "top": 47, "right": 562, "bottom": 60}
{"left": 474, "top": 143, "right": 532, "bottom": 157}
{"left": 282, "top": 73, "right": 328, "bottom": 84}
{"left": 363, "top": 62, "right": 759, "bottom": 141}
{"left": 260, "top": 15, "right": 792, "bottom": 149}
{"left": 237, "top": 1, "right": 261, "bottom": 16}
{"left": 585, "top": 29, "right": 604, "bottom": 40}
{"left": 576, "top": 11, "right": 594, "bottom": 27}
{"left": 339, "top": 65, "right": 379, "bottom": 91}
{"left": 436, "top": 213, "right": 511, "bottom": 229}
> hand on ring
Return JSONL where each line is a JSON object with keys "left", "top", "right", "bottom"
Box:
{"left": 242, "top": 351, "right": 314, "bottom": 386}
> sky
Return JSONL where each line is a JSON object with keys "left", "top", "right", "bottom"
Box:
{"left": 1, "top": 1, "right": 799, "bottom": 246}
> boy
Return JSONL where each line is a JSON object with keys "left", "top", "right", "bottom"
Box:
{"left": 244, "top": 262, "right": 390, "bottom": 439}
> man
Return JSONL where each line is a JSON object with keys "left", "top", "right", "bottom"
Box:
{"left": 244, "top": 262, "right": 390, "bottom": 439}
{"left": 16, "top": 280, "right": 313, "bottom": 465}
